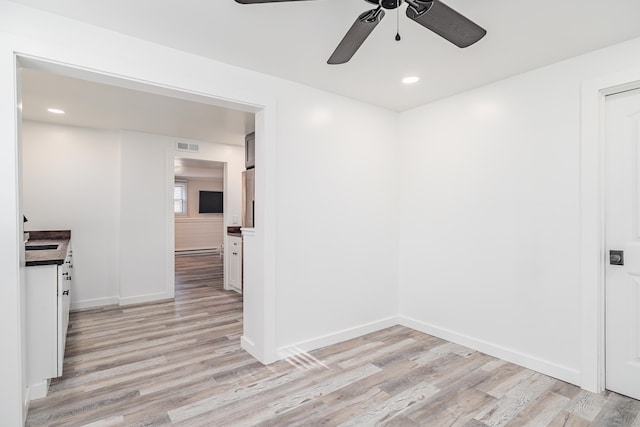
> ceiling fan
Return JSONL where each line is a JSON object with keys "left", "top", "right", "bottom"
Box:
{"left": 234, "top": 0, "right": 486, "bottom": 64}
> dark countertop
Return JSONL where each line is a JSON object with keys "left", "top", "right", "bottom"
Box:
{"left": 25, "top": 230, "right": 71, "bottom": 267}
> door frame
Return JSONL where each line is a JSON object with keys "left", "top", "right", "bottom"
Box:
{"left": 580, "top": 66, "right": 640, "bottom": 393}
{"left": 172, "top": 158, "right": 231, "bottom": 291}
{"left": 13, "top": 50, "right": 278, "bottom": 362}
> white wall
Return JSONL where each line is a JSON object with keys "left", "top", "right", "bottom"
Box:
{"left": 112, "top": 130, "right": 243, "bottom": 304}
{"left": 4, "top": 3, "right": 640, "bottom": 425}
{"left": 118, "top": 131, "right": 173, "bottom": 303}
{"left": 175, "top": 217, "right": 224, "bottom": 252}
{"left": 1, "top": 44, "right": 25, "bottom": 424}
{"left": 21, "top": 122, "right": 244, "bottom": 308}
{"left": 274, "top": 90, "right": 399, "bottom": 350}
{"left": 22, "top": 121, "right": 120, "bottom": 307}
{"left": 398, "top": 36, "right": 640, "bottom": 385}
{"left": 0, "top": 3, "right": 399, "bottom": 401}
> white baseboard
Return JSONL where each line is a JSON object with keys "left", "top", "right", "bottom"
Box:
{"left": 71, "top": 296, "right": 119, "bottom": 311}
{"left": 241, "top": 336, "right": 258, "bottom": 359}
{"left": 276, "top": 316, "right": 400, "bottom": 360}
{"left": 241, "top": 336, "right": 278, "bottom": 365}
{"left": 71, "top": 292, "right": 172, "bottom": 310}
{"left": 27, "top": 379, "right": 49, "bottom": 401}
{"left": 399, "top": 315, "right": 581, "bottom": 386}
{"left": 23, "top": 387, "right": 31, "bottom": 424}
{"left": 118, "top": 290, "right": 173, "bottom": 306}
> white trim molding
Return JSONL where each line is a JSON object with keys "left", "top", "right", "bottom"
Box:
{"left": 26, "top": 379, "right": 49, "bottom": 401}
{"left": 70, "top": 297, "right": 119, "bottom": 311}
{"left": 13, "top": 55, "right": 279, "bottom": 368}
{"left": 118, "top": 291, "right": 174, "bottom": 306}
{"left": 580, "top": 66, "right": 640, "bottom": 393}
{"left": 276, "top": 316, "right": 400, "bottom": 361}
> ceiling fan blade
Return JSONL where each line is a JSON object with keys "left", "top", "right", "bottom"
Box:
{"left": 327, "top": 8, "right": 385, "bottom": 65}
{"left": 406, "top": 0, "right": 486, "bottom": 48}
{"left": 235, "top": 0, "right": 315, "bottom": 3}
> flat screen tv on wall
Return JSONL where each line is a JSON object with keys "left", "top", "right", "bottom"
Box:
{"left": 199, "top": 191, "right": 223, "bottom": 214}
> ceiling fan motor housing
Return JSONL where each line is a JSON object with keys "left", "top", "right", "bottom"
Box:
{"left": 365, "top": 0, "right": 403, "bottom": 9}
{"left": 380, "top": 0, "right": 402, "bottom": 9}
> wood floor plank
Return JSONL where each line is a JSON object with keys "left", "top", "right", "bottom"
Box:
{"left": 590, "top": 392, "right": 640, "bottom": 427}
{"left": 400, "top": 365, "right": 494, "bottom": 424}
{"left": 503, "top": 390, "right": 570, "bottom": 427}
{"left": 337, "top": 382, "right": 440, "bottom": 427}
{"left": 312, "top": 386, "right": 391, "bottom": 426}
{"left": 25, "top": 252, "right": 640, "bottom": 426}
{"left": 548, "top": 410, "right": 592, "bottom": 427}
{"left": 476, "top": 373, "right": 556, "bottom": 427}
{"left": 567, "top": 390, "right": 611, "bottom": 422}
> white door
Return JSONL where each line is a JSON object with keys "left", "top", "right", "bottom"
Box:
{"left": 605, "top": 87, "right": 640, "bottom": 400}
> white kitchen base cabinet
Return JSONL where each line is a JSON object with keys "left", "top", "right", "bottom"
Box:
{"left": 228, "top": 236, "right": 242, "bottom": 293}
{"left": 26, "top": 244, "right": 72, "bottom": 400}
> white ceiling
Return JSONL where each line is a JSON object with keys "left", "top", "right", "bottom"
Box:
{"left": 21, "top": 68, "right": 255, "bottom": 146}
{"left": 9, "top": 0, "right": 640, "bottom": 111}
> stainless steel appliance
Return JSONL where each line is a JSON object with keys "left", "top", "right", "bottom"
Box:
{"left": 245, "top": 132, "right": 255, "bottom": 169}
{"left": 242, "top": 168, "right": 255, "bottom": 228}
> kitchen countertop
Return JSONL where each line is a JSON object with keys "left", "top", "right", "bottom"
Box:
{"left": 25, "top": 230, "right": 71, "bottom": 267}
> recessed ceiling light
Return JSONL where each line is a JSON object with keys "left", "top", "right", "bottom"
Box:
{"left": 402, "top": 76, "right": 420, "bottom": 85}
{"left": 47, "top": 108, "right": 65, "bottom": 114}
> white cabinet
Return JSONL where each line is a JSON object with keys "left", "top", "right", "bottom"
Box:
{"left": 228, "top": 236, "right": 242, "bottom": 293}
{"left": 57, "top": 247, "right": 72, "bottom": 373}
{"left": 26, "top": 243, "right": 72, "bottom": 399}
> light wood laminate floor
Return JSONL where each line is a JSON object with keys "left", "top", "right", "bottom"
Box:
{"left": 26, "top": 253, "right": 640, "bottom": 426}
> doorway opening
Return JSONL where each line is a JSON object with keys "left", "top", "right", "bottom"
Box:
{"left": 173, "top": 157, "right": 248, "bottom": 298}
{"left": 16, "top": 55, "right": 276, "bottom": 372}
{"left": 174, "top": 158, "right": 226, "bottom": 283}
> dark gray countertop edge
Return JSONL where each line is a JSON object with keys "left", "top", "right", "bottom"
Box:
{"left": 25, "top": 230, "right": 71, "bottom": 267}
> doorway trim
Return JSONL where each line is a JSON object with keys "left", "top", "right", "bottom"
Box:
{"left": 580, "top": 66, "right": 640, "bottom": 393}
{"left": 13, "top": 51, "right": 278, "bottom": 366}
{"left": 172, "top": 158, "right": 230, "bottom": 291}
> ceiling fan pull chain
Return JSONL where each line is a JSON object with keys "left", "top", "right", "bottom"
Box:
{"left": 395, "top": 3, "right": 401, "bottom": 41}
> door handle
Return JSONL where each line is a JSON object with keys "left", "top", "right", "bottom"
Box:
{"left": 610, "top": 250, "right": 624, "bottom": 265}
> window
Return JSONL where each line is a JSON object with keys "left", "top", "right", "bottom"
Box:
{"left": 174, "top": 182, "right": 187, "bottom": 214}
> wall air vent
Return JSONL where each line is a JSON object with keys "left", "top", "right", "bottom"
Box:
{"left": 176, "top": 141, "right": 199, "bottom": 152}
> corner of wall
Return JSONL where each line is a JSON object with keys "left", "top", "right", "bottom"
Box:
{"left": 275, "top": 316, "right": 400, "bottom": 363}
{"left": 398, "top": 315, "right": 581, "bottom": 386}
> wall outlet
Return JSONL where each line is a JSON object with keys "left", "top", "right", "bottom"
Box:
{"left": 232, "top": 215, "right": 239, "bottom": 225}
